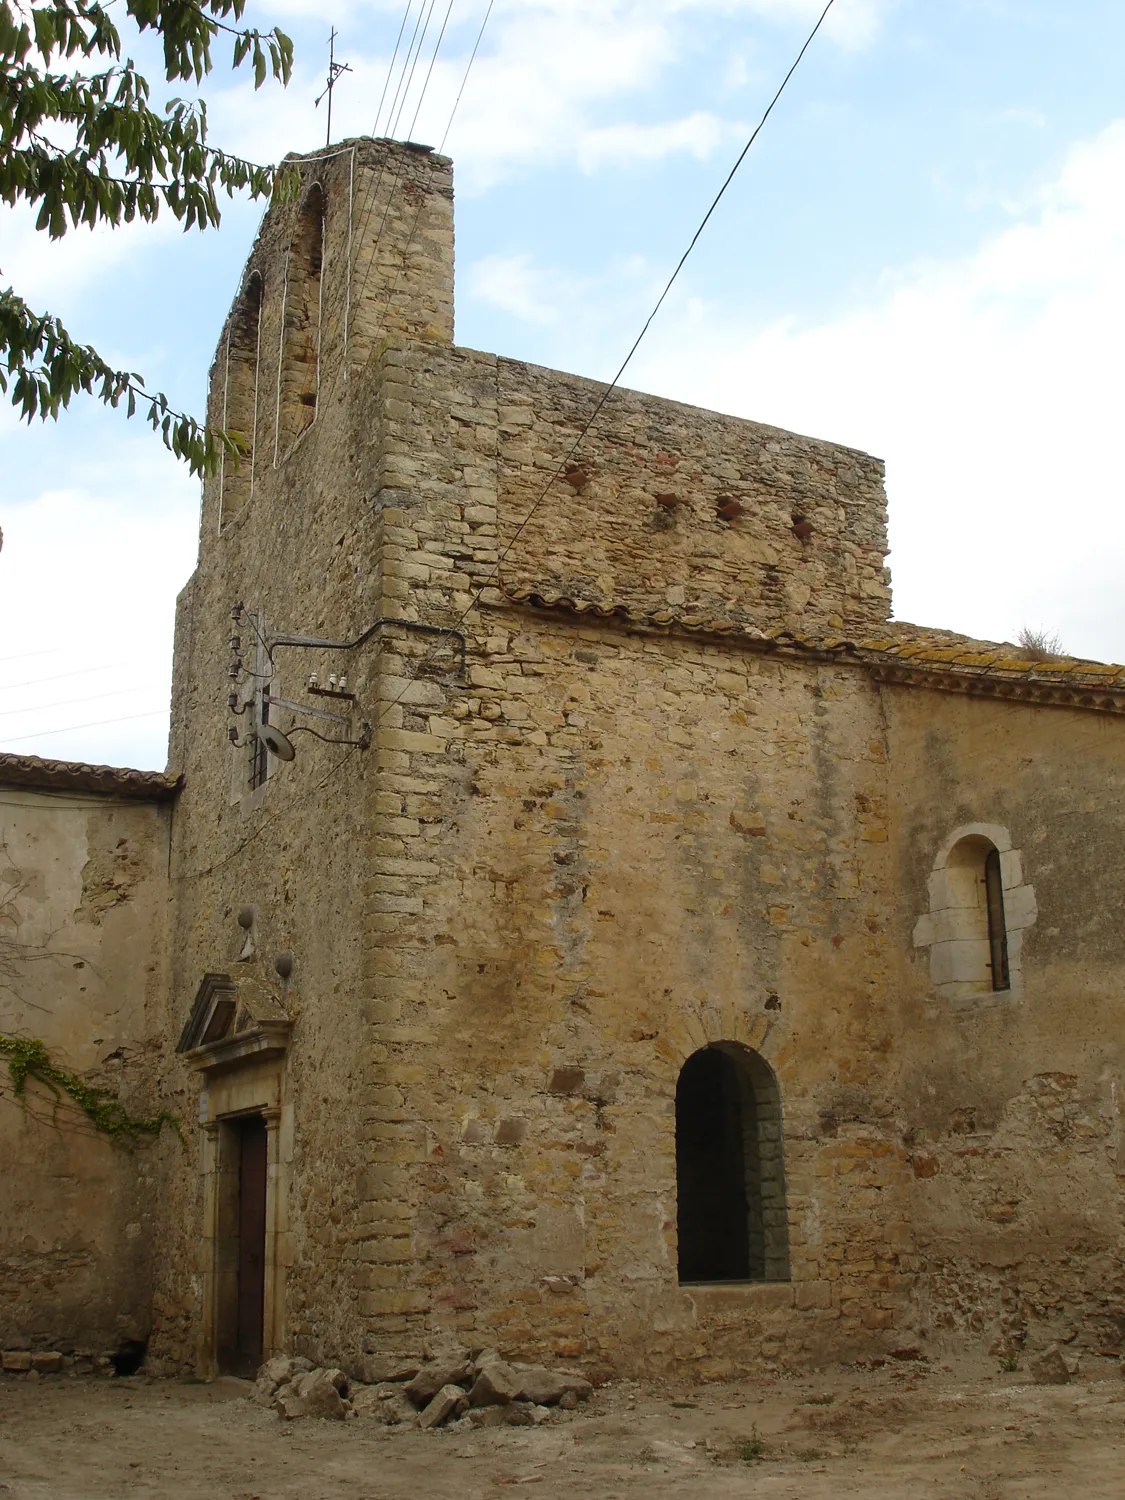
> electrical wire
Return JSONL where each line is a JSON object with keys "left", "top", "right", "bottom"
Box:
{"left": 438, "top": 0, "right": 492, "bottom": 152}
{"left": 0, "top": 645, "right": 69, "bottom": 665}
{"left": 0, "top": 661, "right": 128, "bottom": 692}
{"left": 380, "top": 0, "right": 431, "bottom": 141}
{"left": 373, "top": 0, "right": 417, "bottom": 138}
{"left": 0, "top": 685, "right": 158, "bottom": 721}
{"left": 406, "top": 0, "right": 457, "bottom": 144}
{"left": 0, "top": 710, "right": 165, "bottom": 746}
{"left": 318, "top": 0, "right": 487, "bottom": 413}
{"left": 373, "top": 0, "right": 838, "bottom": 716}
{"left": 388, "top": 0, "right": 440, "bottom": 142}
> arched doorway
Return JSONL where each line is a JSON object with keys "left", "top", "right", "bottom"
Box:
{"left": 675, "top": 1043, "right": 789, "bottom": 1283}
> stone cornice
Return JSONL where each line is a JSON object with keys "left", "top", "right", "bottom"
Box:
{"left": 183, "top": 1019, "right": 294, "bottom": 1075}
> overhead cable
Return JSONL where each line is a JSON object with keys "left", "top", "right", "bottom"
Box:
{"left": 0, "top": 710, "right": 165, "bottom": 745}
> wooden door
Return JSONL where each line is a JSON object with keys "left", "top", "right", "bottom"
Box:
{"left": 235, "top": 1115, "right": 268, "bottom": 1377}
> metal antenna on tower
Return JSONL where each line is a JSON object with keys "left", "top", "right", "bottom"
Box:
{"left": 315, "top": 28, "right": 352, "bottom": 147}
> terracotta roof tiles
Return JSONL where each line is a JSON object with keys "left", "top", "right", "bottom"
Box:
{"left": 0, "top": 751, "right": 180, "bottom": 799}
{"left": 502, "top": 587, "right": 1125, "bottom": 715}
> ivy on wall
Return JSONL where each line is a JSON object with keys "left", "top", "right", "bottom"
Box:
{"left": 0, "top": 1035, "right": 181, "bottom": 1147}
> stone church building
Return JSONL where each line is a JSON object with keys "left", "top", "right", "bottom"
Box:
{"left": 2, "top": 138, "right": 1124, "bottom": 1382}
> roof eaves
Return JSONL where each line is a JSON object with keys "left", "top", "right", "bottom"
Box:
{"left": 0, "top": 751, "right": 181, "bottom": 800}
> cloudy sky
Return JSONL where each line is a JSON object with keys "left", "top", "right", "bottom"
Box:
{"left": 2, "top": 0, "right": 1124, "bottom": 770}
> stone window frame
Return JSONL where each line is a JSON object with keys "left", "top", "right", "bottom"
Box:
{"left": 913, "top": 822, "right": 1037, "bottom": 1000}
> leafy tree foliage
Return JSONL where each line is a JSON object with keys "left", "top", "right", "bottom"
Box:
{"left": 1, "top": 0, "right": 295, "bottom": 475}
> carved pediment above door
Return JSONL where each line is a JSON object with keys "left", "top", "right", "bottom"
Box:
{"left": 177, "top": 970, "right": 293, "bottom": 1073}
{"left": 177, "top": 973, "right": 239, "bottom": 1052}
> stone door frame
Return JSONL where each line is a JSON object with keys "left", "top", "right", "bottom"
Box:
{"left": 185, "top": 1022, "right": 293, "bottom": 1378}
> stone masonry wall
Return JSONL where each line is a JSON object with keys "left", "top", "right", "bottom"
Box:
{"left": 0, "top": 784, "right": 170, "bottom": 1356}
{"left": 156, "top": 140, "right": 457, "bottom": 1376}
{"left": 348, "top": 334, "right": 916, "bottom": 1376}
{"left": 159, "top": 136, "right": 1123, "bottom": 1385}
{"left": 493, "top": 357, "right": 890, "bottom": 637}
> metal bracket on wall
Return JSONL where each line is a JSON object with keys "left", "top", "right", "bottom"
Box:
{"left": 266, "top": 618, "right": 466, "bottom": 678}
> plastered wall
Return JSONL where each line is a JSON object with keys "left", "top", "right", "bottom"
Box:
{"left": 0, "top": 784, "right": 170, "bottom": 1354}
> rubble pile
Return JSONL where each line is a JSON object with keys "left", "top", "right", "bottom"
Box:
{"left": 252, "top": 1341, "right": 594, "bottom": 1429}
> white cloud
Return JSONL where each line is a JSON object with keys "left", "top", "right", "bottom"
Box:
{"left": 467, "top": 253, "right": 564, "bottom": 324}
{"left": 577, "top": 111, "right": 743, "bottom": 171}
{"left": 1, "top": 203, "right": 180, "bottom": 310}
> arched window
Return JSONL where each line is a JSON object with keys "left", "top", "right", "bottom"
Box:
{"left": 277, "top": 184, "right": 324, "bottom": 457}
{"left": 675, "top": 1043, "right": 789, "bottom": 1284}
{"left": 220, "top": 271, "right": 262, "bottom": 526}
{"left": 913, "top": 824, "right": 1036, "bottom": 999}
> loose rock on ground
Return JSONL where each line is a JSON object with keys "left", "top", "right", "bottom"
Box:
{"left": 250, "top": 1340, "right": 593, "bottom": 1429}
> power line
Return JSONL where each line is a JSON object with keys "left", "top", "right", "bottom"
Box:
{"left": 437, "top": 0, "right": 492, "bottom": 152}
{"left": 0, "top": 662, "right": 130, "bottom": 694}
{"left": 0, "top": 710, "right": 165, "bottom": 746}
{"left": 0, "top": 645, "right": 69, "bottom": 665}
{"left": 406, "top": 0, "right": 457, "bottom": 144}
{"left": 380, "top": 0, "right": 431, "bottom": 140}
{"left": 377, "top": 0, "right": 838, "bottom": 716}
{"left": 388, "top": 0, "right": 440, "bottom": 141}
{"left": 0, "top": 685, "right": 158, "bottom": 721}
{"left": 373, "top": 0, "right": 417, "bottom": 137}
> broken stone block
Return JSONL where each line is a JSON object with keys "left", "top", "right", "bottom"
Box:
{"left": 1029, "top": 1345, "right": 1073, "bottom": 1385}
{"left": 294, "top": 1367, "right": 347, "bottom": 1398}
{"left": 418, "top": 1383, "right": 469, "bottom": 1429}
{"left": 2, "top": 1352, "right": 31, "bottom": 1372}
{"left": 251, "top": 1355, "right": 298, "bottom": 1405}
{"left": 421, "top": 1334, "right": 470, "bottom": 1363}
{"left": 30, "top": 1352, "right": 63, "bottom": 1374}
{"left": 356, "top": 1354, "right": 420, "bottom": 1385}
{"left": 256, "top": 1355, "right": 296, "bottom": 1389}
{"left": 467, "top": 1405, "right": 510, "bottom": 1428}
{"left": 277, "top": 1368, "right": 348, "bottom": 1419}
{"left": 513, "top": 1365, "right": 592, "bottom": 1406}
{"left": 469, "top": 1360, "right": 522, "bottom": 1407}
{"left": 353, "top": 1388, "right": 418, "bottom": 1425}
{"left": 405, "top": 1358, "right": 473, "bottom": 1406}
{"left": 504, "top": 1401, "right": 550, "bottom": 1426}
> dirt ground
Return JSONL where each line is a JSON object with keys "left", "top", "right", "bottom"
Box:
{"left": 2, "top": 1352, "right": 1124, "bottom": 1500}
